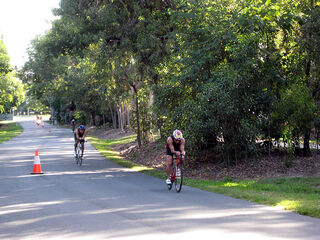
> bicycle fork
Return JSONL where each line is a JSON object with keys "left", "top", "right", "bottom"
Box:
{"left": 171, "top": 157, "right": 181, "bottom": 182}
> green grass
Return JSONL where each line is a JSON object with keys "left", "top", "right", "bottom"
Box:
{"left": 88, "top": 135, "right": 320, "bottom": 219}
{"left": 87, "top": 134, "right": 143, "bottom": 167}
{"left": 182, "top": 177, "right": 320, "bottom": 218}
{"left": 0, "top": 122, "right": 23, "bottom": 143}
{"left": 87, "top": 134, "right": 163, "bottom": 176}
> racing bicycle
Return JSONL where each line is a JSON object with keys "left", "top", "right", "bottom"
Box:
{"left": 75, "top": 140, "right": 86, "bottom": 166}
{"left": 167, "top": 154, "right": 183, "bottom": 192}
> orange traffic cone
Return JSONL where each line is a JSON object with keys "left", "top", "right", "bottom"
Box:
{"left": 31, "top": 150, "right": 43, "bottom": 174}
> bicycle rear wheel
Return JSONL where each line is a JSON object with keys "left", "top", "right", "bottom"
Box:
{"left": 174, "top": 163, "right": 183, "bottom": 192}
{"left": 74, "top": 147, "right": 78, "bottom": 164}
{"left": 79, "top": 142, "right": 84, "bottom": 166}
{"left": 79, "top": 155, "right": 83, "bottom": 166}
{"left": 76, "top": 144, "right": 81, "bottom": 165}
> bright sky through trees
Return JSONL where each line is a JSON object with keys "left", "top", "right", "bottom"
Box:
{"left": 0, "top": 0, "right": 60, "bottom": 68}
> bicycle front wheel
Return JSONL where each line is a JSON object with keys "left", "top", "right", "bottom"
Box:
{"left": 75, "top": 154, "right": 79, "bottom": 164}
{"left": 79, "top": 155, "right": 83, "bottom": 166}
{"left": 76, "top": 145, "right": 81, "bottom": 165}
{"left": 174, "top": 163, "right": 183, "bottom": 192}
{"left": 79, "top": 142, "right": 84, "bottom": 166}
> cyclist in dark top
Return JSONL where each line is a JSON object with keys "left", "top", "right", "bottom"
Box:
{"left": 74, "top": 125, "right": 88, "bottom": 157}
{"left": 166, "top": 129, "right": 185, "bottom": 185}
{"left": 71, "top": 119, "right": 76, "bottom": 132}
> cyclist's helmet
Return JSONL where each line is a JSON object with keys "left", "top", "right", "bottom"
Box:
{"left": 173, "top": 129, "right": 183, "bottom": 140}
{"left": 79, "top": 125, "right": 86, "bottom": 130}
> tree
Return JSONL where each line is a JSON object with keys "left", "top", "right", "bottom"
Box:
{"left": 0, "top": 39, "right": 25, "bottom": 113}
{"left": 25, "top": 0, "right": 175, "bottom": 147}
{"left": 20, "top": 0, "right": 320, "bottom": 165}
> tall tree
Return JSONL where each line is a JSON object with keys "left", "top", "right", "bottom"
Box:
{"left": 0, "top": 39, "right": 25, "bottom": 113}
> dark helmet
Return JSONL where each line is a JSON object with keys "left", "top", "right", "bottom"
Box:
{"left": 79, "top": 125, "right": 85, "bottom": 130}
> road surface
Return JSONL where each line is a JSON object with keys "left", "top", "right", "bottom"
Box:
{"left": 1, "top": 117, "right": 320, "bottom": 240}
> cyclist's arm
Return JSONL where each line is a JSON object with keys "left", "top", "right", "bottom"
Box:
{"left": 180, "top": 139, "right": 186, "bottom": 157}
{"left": 168, "top": 137, "right": 179, "bottom": 155}
{"left": 75, "top": 130, "right": 79, "bottom": 140}
{"left": 82, "top": 129, "right": 88, "bottom": 139}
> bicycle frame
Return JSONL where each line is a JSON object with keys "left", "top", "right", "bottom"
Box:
{"left": 167, "top": 154, "right": 183, "bottom": 192}
{"left": 76, "top": 142, "right": 82, "bottom": 154}
{"left": 75, "top": 140, "right": 85, "bottom": 165}
{"left": 171, "top": 155, "right": 182, "bottom": 182}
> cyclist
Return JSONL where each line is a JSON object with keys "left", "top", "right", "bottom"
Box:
{"left": 36, "top": 116, "right": 41, "bottom": 126}
{"left": 74, "top": 125, "right": 88, "bottom": 157}
{"left": 166, "top": 129, "right": 186, "bottom": 185}
{"left": 71, "top": 118, "right": 76, "bottom": 132}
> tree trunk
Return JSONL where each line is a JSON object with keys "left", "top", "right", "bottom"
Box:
{"left": 110, "top": 105, "right": 117, "bottom": 129}
{"left": 303, "top": 130, "right": 312, "bottom": 157}
{"left": 117, "top": 103, "right": 121, "bottom": 131}
{"left": 303, "top": 0, "right": 313, "bottom": 157}
{"left": 91, "top": 112, "right": 96, "bottom": 126}
{"left": 122, "top": 101, "right": 127, "bottom": 132}
{"left": 118, "top": 102, "right": 124, "bottom": 132}
{"left": 132, "top": 85, "right": 141, "bottom": 148}
{"left": 121, "top": 100, "right": 126, "bottom": 131}
{"left": 103, "top": 114, "right": 106, "bottom": 130}
{"left": 126, "top": 100, "right": 130, "bottom": 129}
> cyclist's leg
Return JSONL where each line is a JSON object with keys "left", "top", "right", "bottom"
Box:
{"left": 166, "top": 155, "right": 173, "bottom": 179}
{"left": 80, "top": 140, "right": 85, "bottom": 157}
{"left": 74, "top": 141, "right": 78, "bottom": 152}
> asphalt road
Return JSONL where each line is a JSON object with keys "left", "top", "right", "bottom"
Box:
{"left": 1, "top": 117, "right": 320, "bottom": 240}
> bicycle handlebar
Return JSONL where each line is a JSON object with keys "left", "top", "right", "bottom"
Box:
{"left": 174, "top": 152, "right": 185, "bottom": 157}
{"left": 75, "top": 139, "right": 87, "bottom": 142}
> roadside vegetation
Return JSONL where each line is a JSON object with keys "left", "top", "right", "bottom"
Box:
{"left": 87, "top": 135, "right": 154, "bottom": 172}
{"left": 88, "top": 134, "right": 320, "bottom": 219}
{"left": 0, "top": 122, "right": 23, "bottom": 143}
{"left": 0, "top": 39, "right": 25, "bottom": 114}
{"left": 19, "top": 0, "right": 320, "bottom": 167}
{"left": 185, "top": 177, "right": 320, "bottom": 219}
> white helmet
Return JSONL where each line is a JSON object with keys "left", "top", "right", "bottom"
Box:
{"left": 173, "top": 129, "right": 183, "bottom": 140}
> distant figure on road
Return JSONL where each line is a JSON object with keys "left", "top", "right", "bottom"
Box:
{"left": 36, "top": 116, "right": 41, "bottom": 126}
{"left": 49, "top": 116, "right": 55, "bottom": 125}
{"left": 71, "top": 118, "right": 76, "bottom": 132}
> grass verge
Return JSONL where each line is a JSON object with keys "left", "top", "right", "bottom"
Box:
{"left": 0, "top": 122, "right": 23, "bottom": 143}
{"left": 88, "top": 134, "right": 320, "bottom": 219}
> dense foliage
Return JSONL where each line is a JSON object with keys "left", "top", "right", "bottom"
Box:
{"left": 0, "top": 39, "right": 25, "bottom": 114}
{"left": 20, "top": 0, "right": 320, "bottom": 164}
